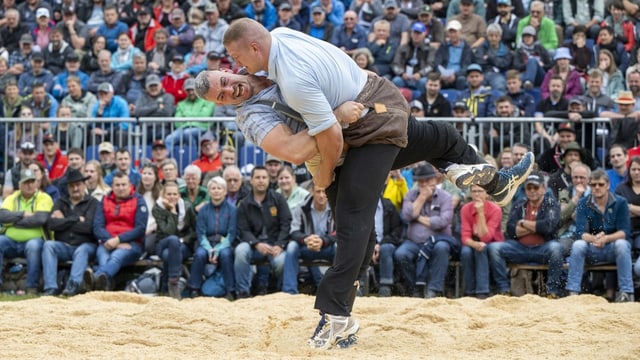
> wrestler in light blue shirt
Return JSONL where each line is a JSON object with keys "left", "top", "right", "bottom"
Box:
{"left": 267, "top": 28, "right": 367, "bottom": 136}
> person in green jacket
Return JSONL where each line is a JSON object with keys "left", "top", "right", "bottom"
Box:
{"left": 515, "top": 0, "right": 559, "bottom": 51}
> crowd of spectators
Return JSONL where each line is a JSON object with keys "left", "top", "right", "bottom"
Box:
{"left": 1, "top": 0, "right": 640, "bottom": 301}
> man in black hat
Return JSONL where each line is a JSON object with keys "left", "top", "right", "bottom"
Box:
{"left": 548, "top": 141, "right": 586, "bottom": 199}
{"left": 394, "top": 164, "right": 459, "bottom": 298}
{"left": 43, "top": 169, "right": 99, "bottom": 296}
{"left": 489, "top": 170, "right": 564, "bottom": 298}
{"left": 537, "top": 121, "right": 599, "bottom": 174}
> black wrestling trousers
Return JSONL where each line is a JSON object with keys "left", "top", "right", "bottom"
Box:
{"left": 314, "top": 143, "right": 400, "bottom": 316}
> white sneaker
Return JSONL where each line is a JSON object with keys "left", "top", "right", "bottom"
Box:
{"left": 308, "top": 314, "right": 360, "bottom": 349}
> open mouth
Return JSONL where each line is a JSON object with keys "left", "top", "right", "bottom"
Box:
{"left": 234, "top": 84, "right": 244, "bottom": 98}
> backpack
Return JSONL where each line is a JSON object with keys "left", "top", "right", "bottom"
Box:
{"left": 125, "top": 267, "right": 163, "bottom": 296}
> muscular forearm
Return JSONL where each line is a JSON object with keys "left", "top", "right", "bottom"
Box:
{"left": 261, "top": 125, "right": 318, "bottom": 165}
{"left": 315, "top": 123, "right": 343, "bottom": 182}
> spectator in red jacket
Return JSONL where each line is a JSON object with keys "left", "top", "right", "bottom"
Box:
{"left": 192, "top": 132, "right": 222, "bottom": 178}
{"left": 161, "top": 53, "right": 191, "bottom": 104}
{"left": 37, "top": 133, "right": 68, "bottom": 181}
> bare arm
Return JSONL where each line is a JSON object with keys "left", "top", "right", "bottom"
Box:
{"left": 314, "top": 123, "right": 344, "bottom": 188}
{"left": 261, "top": 125, "right": 318, "bottom": 165}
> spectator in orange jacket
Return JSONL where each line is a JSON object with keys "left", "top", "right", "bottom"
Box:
{"left": 192, "top": 132, "right": 222, "bottom": 178}
{"left": 130, "top": 6, "right": 160, "bottom": 52}
{"left": 36, "top": 133, "right": 68, "bottom": 181}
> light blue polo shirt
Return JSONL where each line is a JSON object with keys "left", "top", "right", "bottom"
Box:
{"left": 267, "top": 28, "right": 368, "bottom": 136}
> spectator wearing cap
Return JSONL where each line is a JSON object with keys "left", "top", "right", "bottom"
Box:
{"left": 17, "top": 0, "right": 52, "bottom": 31}
{"left": 547, "top": 140, "right": 588, "bottom": 198}
{"left": 111, "top": 31, "right": 143, "bottom": 72}
{"left": 31, "top": 7, "right": 55, "bottom": 51}
{"left": 305, "top": 5, "right": 336, "bottom": 41}
{"left": 488, "top": 0, "right": 521, "bottom": 50}
{"left": 217, "top": 0, "right": 248, "bottom": 27}
{"left": 86, "top": 49, "right": 126, "bottom": 96}
{"left": 42, "top": 27, "right": 75, "bottom": 76}
{"left": 245, "top": 0, "right": 278, "bottom": 29}
{"left": 409, "top": 99, "right": 424, "bottom": 117}
{"left": 0, "top": 168, "right": 54, "bottom": 295}
{"left": 8, "top": 33, "right": 37, "bottom": 77}
{"left": 366, "top": 19, "right": 399, "bottom": 79}
{"left": 415, "top": 5, "right": 443, "bottom": 49}
{"left": 270, "top": 2, "right": 303, "bottom": 31}
{"left": 167, "top": 8, "right": 196, "bottom": 56}
{"left": 417, "top": 72, "right": 452, "bottom": 117}
{"left": 147, "top": 140, "right": 169, "bottom": 175}
{"left": 147, "top": 29, "right": 178, "bottom": 76}
{"left": 368, "top": 1, "right": 411, "bottom": 47}
{"left": 596, "top": 49, "right": 625, "bottom": 100}
{"left": 1, "top": 9, "right": 31, "bottom": 56}
{"left": 446, "top": 0, "right": 485, "bottom": 20}
{"left": 265, "top": 155, "right": 283, "bottom": 190}
{"left": 42, "top": 168, "right": 99, "bottom": 296}
{"left": 433, "top": 20, "right": 472, "bottom": 90}
{"left": 472, "top": 23, "right": 512, "bottom": 92}
{"left": 309, "top": 0, "right": 345, "bottom": 26}
{"left": 489, "top": 171, "right": 564, "bottom": 298}
{"left": 161, "top": 54, "right": 191, "bottom": 104}
{"left": 562, "top": 0, "right": 603, "bottom": 40}
{"left": 130, "top": 5, "right": 160, "bottom": 53}
{"left": 3, "top": 142, "right": 38, "bottom": 199}
{"left": 540, "top": 47, "right": 584, "bottom": 101}
{"left": 134, "top": 73, "right": 176, "bottom": 142}
{"left": 455, "top": 64, "right": 497, "bottom": 117}
{"left": 90, "top": 82, "right": 131, "bottom": 145}
{"left": 391, "top": 21, "right": 434, "bottom": 97}
{"left": 330, "top": 10, "right": 366, "bottom": 55}
{"left": 450, "top": 0, "right": 487, "bottom": 49}
{"left": 193, "top": 132, "right": 222, "bottom": 177}
{"left": 168, "top": 78, "right": 215, "bottom": 153}
{"left": 21, "top": 81, "right": 59, "bottom": 118}
{"left": 36, "top": 133, "right": 69, "bottom": 180}
{"left": 395, "top": 164, "right": 458, "bottom": 298}
{"left": 119, "top": 0, "right": 153, "bottom": 27}
{"left": 605, "top": 91, "right": 640, "bottom": 149}
{"left": 196, "top": 3, "right": 229, "bottom": 54}
{"left": 96, "top": 5, "right": 129, "bottom": 53}
{"left": 185, "top": 35, "right": 208, "bottom": 76}
{"left": 98, "top": 141, "right": 117, "bottom": 176}
{"left": 512, "top": 25, "right": 552, "bottom": 89}
{"left": 55, "top": 3, "right": 89, "bottom": 51}
{"left": 17, "top": 51, "right": 54, "bottom": 96}
{"left": 515, "top": 0, "right": 558, "bottom": 51}
{"left": 52, "top": 52, "right": 89, "bottom": 101}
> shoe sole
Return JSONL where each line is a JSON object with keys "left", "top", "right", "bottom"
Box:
{"left": 492, "top": 153, "right": 535, "bottom": 207}
{"left": 453, "top": 165, "right": 497, "bottom": 188}
{"left": 308, "top": 319, "right": 360, "bottom": 350}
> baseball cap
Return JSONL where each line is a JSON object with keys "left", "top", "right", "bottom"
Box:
{"left": 184, "top": 78, "right": 196, "bottom": 90}
{"left": 279, "top": 2, "right": 292, "bottom": 11}
{"left": 453, "top": 101, "right": 468, "bottom": 110}
{"left": 98, "top": 142, "right": 114, "bottom": 153}
{"left": 97, "top": 82, "right": 114, "bottom": 93}
{"left": 36, "top": 7, "right": 50, "bottom": 18}
{"left": 557, "top": 122, "right": 575, "bottom": 133}
{"left": 446, "top": 20, "right": 462, "bottom": 31}
{"left": 62, "top": 4, "right": 75, "bottom": 14}
{"left": 524, "top": 172, "right": 544, "bottom": 187}
{"left": 31, "top": 52, "right": 45, "bottom": 62}
{"left": 20, "top": 34, "right": 34, "bottom": 44}
{"left": 460, "top": 0, "right": 473, "bottom": 4}
{"left": 65, "top": 52, "right": 80, "bottom": 62}
{"left": 207, "top": 51, "right": 224, "bottom": 60}
{"left": 138, "top": 6, "right": 152, "bottom": 15}
{"left": 418, "top": 5, "right": 431, "bottom": 15}
{"left": 205, "top": 3, "right": 218, "bottom": 13}
{"left": 522, "top": 25, "right": 537, "bottom": 37}
{"left": 19, "top": 169, "right": 37, "bottom": 184}
{"left": 146, "top": 74, "right": 162, "bottom": 87}
{"left": 312, "top": 6, "right": 323, "bottom": 14}
{"left": 171, "top": 8, "right": 185, "bottom": 19}
{"left": 200, "top": 132, "right": 218, "bottom": 144}
{"left": 42, "top": 133, "right": 56, "bottom": 143}
{"left": 497, "top": 0, "right": 512, "bottom": 5}
{"left": 266, "top": 154, "right": 283, "bottom": 164}
{"left": 172, "top": 54, "right": 185, "bottom": 62}
{"left": 21, "top": 142, "right": 36, "bottom": 152}
{"left": 152, "top": 140, "right": 167, "bottom": 149}
{"left": 409, "top": 100, "right": 424, "bottom": 111}
{"left": 568, "top": 96, "right": 584, "bottom": 106}
{"left": 466, "top": 63, "right": 483, "bottom": 74}
{"left": 384, "top": 0, "right": 398, "bottom": 9}
{"left": 412, "top": 22, "right": 426, "bottom": 33}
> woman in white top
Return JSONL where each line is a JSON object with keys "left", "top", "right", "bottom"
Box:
{"left": 276, "top": 165, "right": 309, "bottom": 211}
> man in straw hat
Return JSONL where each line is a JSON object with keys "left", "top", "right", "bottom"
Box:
{"left": 604, "top": 90, "right": 640, "bottom": 149}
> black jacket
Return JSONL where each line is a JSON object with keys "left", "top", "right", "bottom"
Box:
{"left": 236, "top": 190, "right": 292, "bottom": 248}
{"left": 380, "top": 197, "right": 403, "bottom": 246}
{"left": 46, "top": 194, "right": 99, "bottom": 246}
{"left": 152, "top": 202, "right": 196, "bottom": 247}
{"left": 290, "top": 195, "right": 336, "bottom": 248}
{"left": 420, "top": 93, "right": 452, "bottom": 118}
